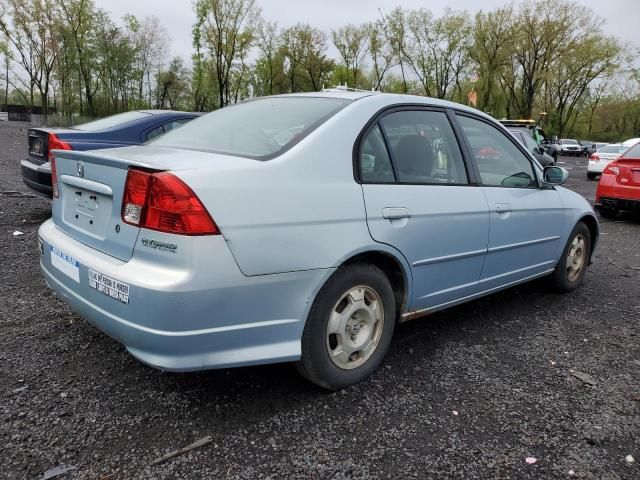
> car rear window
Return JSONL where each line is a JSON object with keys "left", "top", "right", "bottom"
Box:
{"left": 623, "top": 143, "right": 640, "bottom": 159}
{"left": 598, "top": 145, "right": 626, "bottom": 154}
{"left": 149, "top": 97, "right": 350, "bottom": 159}
{"left": 74, "top": 111, "right": 153, "bottom": 131}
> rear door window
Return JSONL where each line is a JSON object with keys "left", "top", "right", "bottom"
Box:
{"left": 359, "top": 125, "right": 395, "bottom": 183}
{"left": 377, "top": 110, "right": 468, "bottom": 184}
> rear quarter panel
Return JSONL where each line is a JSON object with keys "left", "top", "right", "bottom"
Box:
{"left": 174, "top": 96, "right": 414, "bottom": 278}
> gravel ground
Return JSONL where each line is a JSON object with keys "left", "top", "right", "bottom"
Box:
{"left": 0, "top": 121, "right": 638, "bottom": 479}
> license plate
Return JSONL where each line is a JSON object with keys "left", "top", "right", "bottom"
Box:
{"left": 50, "top": 246, "right": 80, "bottom": 283}
{"left": 88, "top": 269, "right": 129, "bottom": 304}
{"left": 30, "top": 138, "right": 43, "bottom": 156}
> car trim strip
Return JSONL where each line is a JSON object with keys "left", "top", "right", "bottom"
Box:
{"left": 412, "top": 248, "right": 487, "bottom": 267}
{"left": 487, "top": 235, "right": 561, "bottom": 254}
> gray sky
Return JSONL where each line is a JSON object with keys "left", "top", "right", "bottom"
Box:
{"left": 94, "top": 0, "right": 640, "bottom": 60}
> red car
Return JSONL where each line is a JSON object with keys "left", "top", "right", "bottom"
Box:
{"left": 595, "top": 142, "right": 640, "bottom": 218}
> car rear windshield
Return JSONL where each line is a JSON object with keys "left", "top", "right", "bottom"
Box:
{"left": 623, "top": 143, "right": 640, "bottom": 159}
{"left": 149, "top": 97, "right": 351, "bottom": 159}
{"left": 598, "top": 145, "right": 626, "bottom": 154}
{"left": 74, "top": 111, "right": 153, "bottom": 131}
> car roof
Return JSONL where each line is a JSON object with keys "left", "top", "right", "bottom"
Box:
{"left": 137, "top": 110, "right": 200, "bottom": 116}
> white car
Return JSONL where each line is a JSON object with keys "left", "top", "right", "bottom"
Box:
{"left": 558, "top": 139, "right": 583, "bottom": 156}
{"left": 587, "top": 143, "right": 627, "bottom": 179}
{"left": 622, "top": 138, "right": 640, "bottom": 148}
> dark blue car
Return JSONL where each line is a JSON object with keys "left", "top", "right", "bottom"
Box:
{"left": 21, "top": 110, "right": 200, "bottom": 197}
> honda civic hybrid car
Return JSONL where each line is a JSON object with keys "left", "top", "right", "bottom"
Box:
{"left": 39, "top": 92, "right": 599, "bottom": 390}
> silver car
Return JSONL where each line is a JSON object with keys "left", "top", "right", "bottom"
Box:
{"left": 39, "top": 92, "right": 598, "bottom": 389}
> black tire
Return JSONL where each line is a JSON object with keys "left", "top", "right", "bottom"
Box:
{"left": 296, "top": 263, "right": 396, "bottom": 390}
{"left": 587, "top": 172, "right": 596, "bottom": 180}
{"left": 598, "top": 207, "right": 618, "bottom": 219}
{"left": 550, "top": 222, "right": 591, "bottom": 293}
{"left": 552, "top": 152, "right": 558, "bottom": 164}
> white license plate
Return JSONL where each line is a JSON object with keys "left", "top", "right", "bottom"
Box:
{"left": 50, "top": 246, "right": 79, "bottom": 283}
{"left": 88, "top": 269, "right": 129, "bottom": 304}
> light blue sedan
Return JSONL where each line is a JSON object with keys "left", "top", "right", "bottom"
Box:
{"left": 38, "top": 91, "right": 598, "bottom": 390}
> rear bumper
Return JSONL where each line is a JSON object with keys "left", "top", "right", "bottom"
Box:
{"left": 587, "top": 160, "right": 610, "bottom": 173}
{"left": 21, "top": 159, "right": 53, "bottom": 198}
{"left": 595, "top": 197, "right": 640, "bottom": 212}
{"left": 38, "top": 219, "right": 331, "bottom": 371}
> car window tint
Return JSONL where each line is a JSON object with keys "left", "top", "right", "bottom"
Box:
{"left": 146, "top": 125, "right": 165, "bottom": 141}
{"left": 164, "top": 119, "right": 191, "bottom": 132}
{"left": 522, "top": 134, "right": 539, "bottom": 152}
{"left": 150, "top": 97, "right": 350, "bottom": 159}
{"left": 624, "top": 143, "right": 640, "bottom": 158}
{"left": 359, "top": 125, "right": 395, "bottom": 183}
{"left": 74, "top": 111, "right": 152, "bottom": 131}
{"left": 380, "top": 110, "right": 468, "bottom": 184}
{"left": 458, "top": 115, "right": 536, "bottom": 188}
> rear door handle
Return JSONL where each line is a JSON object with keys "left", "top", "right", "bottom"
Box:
{"left": 382, "top": 207, "right": 410, "bottom": 220}
{"left": 495, "top": 203, "right": 511, "bottom": 213}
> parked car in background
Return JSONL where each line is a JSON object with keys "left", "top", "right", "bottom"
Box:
{"left": 595, "top": 142, "right": 640, "bottom": 218}
{"left": 580, "top": 140, "right": 594, "bottom": 156}
{"left": 498, "top": 119, "right": 559, "bottom": 161}
{"left": 509, "top": 129, "right": 555, "bottom": 166}
{"left": 22, "top": 110, "right": 200, "bottom": 197}
{"left": 587, "top": 143, "right": 627, "bottom": 180}
{"left": 558, "top": 139, "right": 583, "bottom": 156}
{"left": 39, "top": 92, "right": 599, "bottom": 390}
{"left": 583, "top": 141, "right": 607, "bottom": 157}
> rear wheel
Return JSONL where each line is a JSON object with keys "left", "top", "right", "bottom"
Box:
{"left": 550, "top": 222, "right": 591, "bottom": 292}
{"left": 296, "top": 263, "right": 395, "bottom": 390}
{"left": 587, "top": 172, "right": 597, "bottom": 180}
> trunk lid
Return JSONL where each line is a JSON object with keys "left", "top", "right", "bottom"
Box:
{"left": 51, "top": 146, "right": 256, "bottom": 261}
{"left": 27, "top": 128, "right": 76, "bottom": 166}
{"left": 614, "top": 159, "right": 640, "bottom": 187}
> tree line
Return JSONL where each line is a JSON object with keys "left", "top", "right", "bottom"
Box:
{"left": 0, "top": 0, "right": 638, "bottom": 139}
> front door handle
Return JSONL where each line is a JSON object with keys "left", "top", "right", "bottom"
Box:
{"left": 382, "top": 207, "right": 410, "bottom": 220}
{"left": 495, "top": 203, "right": 511, "bottom": 213}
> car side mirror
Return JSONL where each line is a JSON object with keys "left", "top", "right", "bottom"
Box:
{"left": 537, "top": 146, "right": 545, "bottom": 154}
{"left": 543, "top": 166, "right": 569, "bottom": 185}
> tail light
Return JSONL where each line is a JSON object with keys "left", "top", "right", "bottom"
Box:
{"left": 603, "top": 164, "right": 619, "bottom": 176}
{"left": 589, "top": 154, "right": 599, "bottom": 161}
{"left": 51, "top": 157, "right": 59, "bottom": 198}
{"left": 121, "top": 168, "right": 219, "bottom": 236}
{"left": 48, "top": 133, "right": 72, "bottom": 161}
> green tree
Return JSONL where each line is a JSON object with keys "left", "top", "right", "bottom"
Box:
{"left": 193, "top": 0, "right": 260, "bottom": 108}
{"left": 331, "top": 24, "right": 368, "bottom": 88}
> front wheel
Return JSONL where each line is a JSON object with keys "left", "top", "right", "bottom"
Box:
{"left": 296, "top": 264, "right": 395, "bottom": 390}
{"left": 587, "top": 172, "right": 597, "bottom": 180}
{"left": 550, "top": 222, "right": 591, "bottom": 293}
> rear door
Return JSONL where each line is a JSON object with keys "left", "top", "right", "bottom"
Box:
{"left": 455, "top": 114, "right": 564, "bottom": 291}
{"left": 359, "top": 108, "right": 490, "bottom": 311}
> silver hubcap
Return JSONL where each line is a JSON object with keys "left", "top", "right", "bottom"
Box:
{"left": 566, "top": 233, "right": 586, "bottom": 282}
{"left": 326, "top": 286, "right": 384, "bottom": 370}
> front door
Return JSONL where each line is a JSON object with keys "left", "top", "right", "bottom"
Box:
{"left": 358, "top": 109, "right": 490, "bottom": 311}
{"left": 456, "top": 114, "right": 564, "bottom": 292}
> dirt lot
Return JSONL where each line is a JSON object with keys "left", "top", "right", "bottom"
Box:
{"left": 0, "top": 121, "right": 638, "bottom": 479}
